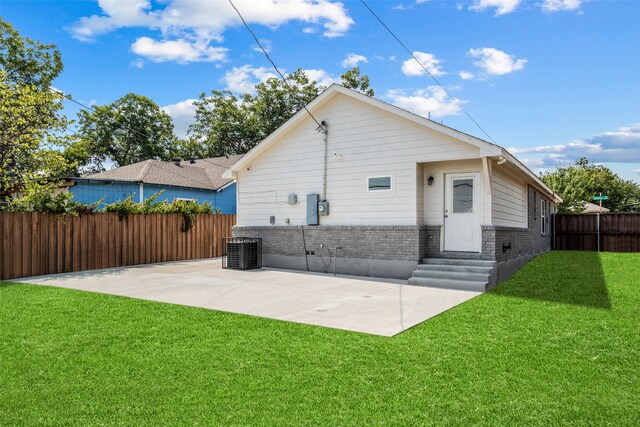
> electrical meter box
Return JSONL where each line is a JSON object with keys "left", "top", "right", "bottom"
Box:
{"left": 318, "top": 200, "right": 329, "bottom": 216}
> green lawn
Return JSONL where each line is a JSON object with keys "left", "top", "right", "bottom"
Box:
{"left": 1, "top": 251, "right": 639, "bottom": 426}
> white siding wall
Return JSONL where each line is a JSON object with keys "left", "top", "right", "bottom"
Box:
{"left": 422, "top": 159, "right": 488, "bottom": 226}
{"left": 491, "top": 165, "right": 528, "bottom": 228}
{"left": 236, "top": 93, "right": 481, "bottom": 226}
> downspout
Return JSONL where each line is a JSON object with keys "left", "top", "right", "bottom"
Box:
{"left": 139, "top": 182, "right": 144, "bottom": 203}
{"left": 321, "top": 121, "right": 328, "bottom": 201}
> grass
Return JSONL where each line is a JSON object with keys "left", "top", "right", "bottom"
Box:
{"left": 1, "top": 251, "right": 639, "bottom": 426}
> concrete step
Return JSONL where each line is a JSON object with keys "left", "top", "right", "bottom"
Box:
{"left": 408, "top": 277, "right": 487, "bottom": 292}
{"left": 411, "top": 269, "right": 490, "bottom": 282}
{"left": 416, "top": 264, "right": 493, "bottom": 274}
{"left": 422, "top": 258, "right": 496, "bottom": 268}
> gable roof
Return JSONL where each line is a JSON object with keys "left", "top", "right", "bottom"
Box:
{"left": 80, "top": 155, "right": 243, "bottom": 191}
{"left": 223, "top": 84, "right": 561, "bottom": 202}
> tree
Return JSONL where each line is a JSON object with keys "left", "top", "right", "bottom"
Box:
{"left": 0, "top": 18, "right": 62, "bottom": 89}
{"left": 72, "top": 93, "right": 178, "bottom": 171}
{"left": 340, "top": 67, "right": 375, "bottom": 96}
{"left": 186, "top": 90, "right": 259, "bottom": 158}
{"left": 0, "top": 19, "right": 73, "bottom": 194}
{"left": 540, "top": 157, "right": 640, "bottom": 213}
{"left": 187, "top": 67, "right": 375, "bottom": 157}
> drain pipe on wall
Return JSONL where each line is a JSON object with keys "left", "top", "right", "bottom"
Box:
{"left": 301, "top": 225, "right": 310, "bottom": 272}
{"left": 320, "top": 120, "right": 328, "bottom": 201}
{"left": 333, "top": 247, "right": 342, "bottom": 276}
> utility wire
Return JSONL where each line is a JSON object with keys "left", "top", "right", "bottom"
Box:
{"left": 4, "top": 72, "right": 237, "bottom": 187}
{"left": 359, "top": 0, "right": 496, "bottom": 144}
{"left": 4, "top": 68, "right": 235, "bottom": 173}
{"left": 227, "top": 0, "right": 326, "bottom": 132}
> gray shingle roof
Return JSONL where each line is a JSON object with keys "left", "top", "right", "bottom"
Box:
{"left": 81, "top": 155, "right": 243, "bottom": 191}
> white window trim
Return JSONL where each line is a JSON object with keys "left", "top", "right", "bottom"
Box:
{"left": 367, "top": 175, "right": 393, "bottom": 192}
{"left": 176, "top": 197, "right": 196, "bottom": 202}
{"left": 541, "top": 199, "right": 547, "bottom": 235}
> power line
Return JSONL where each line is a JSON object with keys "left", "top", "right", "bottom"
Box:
{"left": 4, "top": 70, "right": 236, "bottom": 172}
{"left": 227, "top": 0, "right": 326, "bottom": 132}
{"left": 359, "top": 0, "right": 497, "bottom": 145}
{"left": 4, "top": 75, "right": 237, "bottom": 185}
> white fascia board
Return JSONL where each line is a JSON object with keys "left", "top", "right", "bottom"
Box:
{"left": 224, "top": 84, "right": 501, "bottom": 174}
{"left": 501, "top": 149, "right": 563, "bottom": 203}
{"left": 216, "top": 180, "right": 236, "bottom": 191}
{"left": 223, "top": 87, "right": 340, "bottom": 175}
{"left": 332, "top": 85, "right": 503, "bottom": 155}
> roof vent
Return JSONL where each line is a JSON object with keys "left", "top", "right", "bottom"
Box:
{"left": 189, "top": 156, "right": 196, "bottom": 164}
{"left": 173, "top": 157, "right": 182, "bottom": 166}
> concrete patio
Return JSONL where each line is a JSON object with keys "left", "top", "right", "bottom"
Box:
{"left": 14, "top": 259, "right": 480, "bottom": 336}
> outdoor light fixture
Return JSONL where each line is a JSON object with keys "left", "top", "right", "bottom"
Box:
{"left": 497, "top": 156, "right": 507, "bottom": 165}
{"left": 427, "top": 176, "right": 434, "bottom": 186}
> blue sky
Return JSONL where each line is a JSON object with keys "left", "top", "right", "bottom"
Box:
{"left": 2, "top": 0, "right": 639, "bottom": 180}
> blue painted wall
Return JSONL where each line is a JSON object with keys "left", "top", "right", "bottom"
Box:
{"left": 69, "top": 181, "right": 236, "bottom": 214}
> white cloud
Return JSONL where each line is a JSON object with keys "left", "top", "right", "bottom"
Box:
{"left": 401, "top": 52, "right": 445, "bottom": 77}
{"left": 71, "top": 0, "right": 354, "bottom": 43}
{"left": 510, "top": 123, "right": 640, "bottom": 167}
{"left": 131, "top": 36, "right": 228, "bottom": 63}
{"left": 386, "top": 86, "right": 466, "bottom": 118}
{"left": 540, "top": 0, "right": 582, "bottom": 12}
{"left": 469, "top": 0, "right": 521, "bottom": 16}
{"left": 71, "top": 0, "right": 158, "bottom": 42}
{"left": 304, "top": 69, "right": 337, "bottom": 87}
{"left": 458, "top": 71, "right": 474, "bottom": 80}
{"left": 341, "top": 53, "right": 368, "bottom": 68}
{"left": 221, "top": 65, "right": 277, "bottom": 94}
{"left": 468, "top": 47, "right": 527, "bottom": 76}
{"left": 131, "top": 58, "right": 144, "bottom": 69}
{"left": 162, "top": 99, "right": 198, "bottom": 138}
{"left": 222, "top": 65, "right": 336, "bottom": 94}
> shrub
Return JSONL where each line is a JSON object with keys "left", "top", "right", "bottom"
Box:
{"left": 4, "top": 186, "right": 219, "bottom": 232}
{"left": 5, "top": 181, "right": 100, "bottom": 215}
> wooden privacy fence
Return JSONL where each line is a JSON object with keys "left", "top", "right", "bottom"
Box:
{"left": 0, "top": 212, "right": 236, "bottom": 281}
{"left": 554, "top": 213, "right": 640, "bottom": 252}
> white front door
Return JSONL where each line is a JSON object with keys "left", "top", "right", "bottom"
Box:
{"left": 444, "top": 173, "right": 481, "bottom": 252}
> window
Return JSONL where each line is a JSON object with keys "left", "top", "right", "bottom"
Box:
{"left": 452, "top": 178, "right": 473, "bottom": 213}
{"left": 541, "top": 199, "right": 548, "bottom": 235}
{"left": 176, "top": 197, "right": 195, "bottom": 203}
{"left": 368, "top": 176, "right": 392, "bottom": 191}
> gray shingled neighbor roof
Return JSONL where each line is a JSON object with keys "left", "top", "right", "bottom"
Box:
{"left": 80, "top": 155, "right": 243, "bottom": 191}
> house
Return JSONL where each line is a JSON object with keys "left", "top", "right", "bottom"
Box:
{"left": 70, "top": 155, "right": 242, "bottom": 214}
{"left": 582, "top": 201, "right": 610, "bottom": 214}
{"left": 223, "top": 85, "right": 562, "bottom": 291}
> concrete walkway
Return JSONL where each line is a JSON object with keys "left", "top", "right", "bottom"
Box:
{"left": 14, "top": 259, "right": 480, "bottom": 337}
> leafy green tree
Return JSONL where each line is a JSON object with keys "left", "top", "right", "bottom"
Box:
{"left": 541, "top": 158, "right": 640, "bottom": 212}
{"left": 0, "top": 19, "right": 73, "bottom": 194}
{"left": 0, "top": 18, "right": 62, "bottom": 89}
{"left": 72, "top": 93, "right": 178, "bottom": 171}
{"left": 340, "top": 67, "right": 375, "bottom": 96}
{"left": 186, "top": 90, "right": 259, "bottom": 158}
{"left": 187, "top": 68, "right": 375, "bottom": 157}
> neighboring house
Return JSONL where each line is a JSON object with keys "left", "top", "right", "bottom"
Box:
{"left": 223, "top": 84, "right": 562, "bottom": 291}
{"left": 582, "top": 201, "right": 610, "bottom": 214}
{"left": 70, "top": 155, "right": 242, "bottom": 214}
